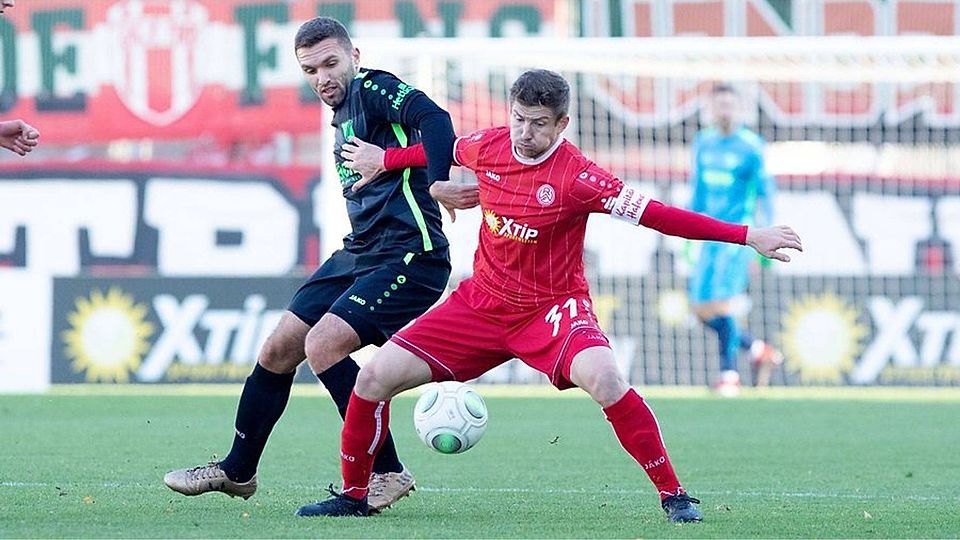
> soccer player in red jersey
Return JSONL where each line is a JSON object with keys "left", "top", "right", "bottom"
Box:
{"left": 296, "top": 69, "right": 802, "bottom": 522}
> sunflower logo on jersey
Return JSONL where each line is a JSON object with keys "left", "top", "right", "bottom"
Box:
{"left": 484, "top": 210, "right": 501, "bottom": 234}
{"left": 63, "top": 288, "right": 154, "bottom": 383}
{"left": 483, "top": 210, "right": 539, "bottom": 243}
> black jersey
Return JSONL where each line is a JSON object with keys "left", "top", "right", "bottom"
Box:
{"left": 330, "top": 68, "right": 449, "bottom": 257}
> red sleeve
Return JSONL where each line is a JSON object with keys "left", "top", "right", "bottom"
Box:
{"left": 384, "top": 144, "right": 427, "bottom": 170}
{"left": 639, "top": 200, "right": 748, "bottom": 244}
{"left": 453, "top": 128, "right": 495, "bottom": 169}
{"left": 568, "top": 161, "right": 627, "bottom": 213}
{"left": 383, "top": 129, "right": 492, "bottom": 171}
{"left": 568, "top": 161, "right": 746, "bottom": 244}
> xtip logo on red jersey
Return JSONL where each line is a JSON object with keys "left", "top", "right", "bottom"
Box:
{"left": 483, "top": 210, "right": 539, "bottom": 243}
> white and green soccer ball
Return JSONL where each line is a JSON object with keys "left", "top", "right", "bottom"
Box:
{"left": 413, "top": 381, "right": 488, "bottom": 454}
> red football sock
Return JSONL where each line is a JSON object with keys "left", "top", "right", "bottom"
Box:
{"left": 340, "top": 391, "right": 391, "bottom": 500}
{"left": 603, "top": 388, "right": 684, "bottom": 500}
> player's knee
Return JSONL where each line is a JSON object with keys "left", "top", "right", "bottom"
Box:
{"left": 586, "top": 366, "right": 629, "bottom": 407}
{"left": 303, "top": 335, "right": 338, "bottom": 374}
{"left": 355, "top": 362, "right": 393, "bottom": 401}
{"left": 692, "top": 304, "right": 714, "bottom": 321}
{"left": 257, "top": 334, "right": 300, "bottom": 374}
{"left": 304, "top": 316, "right": 360, "bottom": 374}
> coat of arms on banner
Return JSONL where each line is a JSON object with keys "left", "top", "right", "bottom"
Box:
{"left": 106, "top": 0, "right": 208, "bottom": 126}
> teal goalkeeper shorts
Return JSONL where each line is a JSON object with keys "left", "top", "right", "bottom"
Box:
{"left": 688, "top": 241, "right": 753, "bottom": 304}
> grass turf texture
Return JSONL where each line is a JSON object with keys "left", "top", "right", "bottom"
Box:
{"left": 2, "top": 386, "right": 959, "bottom": 538}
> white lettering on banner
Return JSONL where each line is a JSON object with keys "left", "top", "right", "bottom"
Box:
{"left": 0, "top": 181, "right": 137, "bottom": 276}
{"left": 936, "top": 197, "right": 960, "bottom": 276}
{"left": 916, "top": 313, "right": 960, "bottom": 367}
{"left": 596, "top": 187, "right": 953, "bottom": 278}
{"left": 0, "top": 175, "right": 952, "bottom": 279}
{"left": 315, "top": 125, "right": 353, "bottom": 262}
{"left": 138, "top": 293, "right": 282, "bottom": 382}
{"left": 144, "top": 179, "right": 298, "bottom": 276}
{"left": 851, "top": 297, "right": 960, "bottom": 384}
{"left": 852, "top": 194, "right": 932, "bottom": 275}
{"left": 770, "top": 191, "right": 867, "bottom": 276}
{"left": 0, "top": 271, "right": 52, "bottom": 393}
{"left": 201, "top": 311, "right": 244, "bottom": 366}
{"left": 950, "top": 322, "right": 960, "bottom": 368}
{"left": 231, "top": 295, "right": 266, "bottom": 364}
{"left": 668, "top": 187, "right": 953, "bottom": 278}
{"left": 140, "top": 294, "right": 208, "bottom": 381}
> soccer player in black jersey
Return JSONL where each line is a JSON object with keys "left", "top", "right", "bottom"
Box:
{"left": 164, "top": 17, "right": 477, "bottom": 512}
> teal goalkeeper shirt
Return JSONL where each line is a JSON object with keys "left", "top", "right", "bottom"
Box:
{"left": 688, "top": 127, "right": 775, "bottom": 227}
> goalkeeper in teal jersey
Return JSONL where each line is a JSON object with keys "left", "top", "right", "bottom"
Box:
{"left": 688, "top": 84, "right": 782, "bottom": 395}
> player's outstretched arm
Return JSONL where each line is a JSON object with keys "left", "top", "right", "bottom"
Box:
{"left": 745, "top": 225, "right": 803, "bottom": 262}
{"left": 616, "top": 194, "right": 803, "bottom": 262}
{"left": 346, "top": 139, "right": 479, "bottom": 221}
{"left": 0, "top": 119, "right": 40, "bottom": 156}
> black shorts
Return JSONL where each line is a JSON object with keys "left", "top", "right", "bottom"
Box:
{"left": 288, "top": 248, "right": 451, "bottom": 346}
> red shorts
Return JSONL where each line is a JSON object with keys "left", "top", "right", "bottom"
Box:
{"left": 391, "top": 278, "right": 611, "bottom": 390}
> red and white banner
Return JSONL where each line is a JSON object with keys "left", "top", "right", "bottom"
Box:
{"left": 0, "top": 0, "right": 558, "bottom": 143}
{"left": 2, "top": 0, "right": 956, "bottom": 143}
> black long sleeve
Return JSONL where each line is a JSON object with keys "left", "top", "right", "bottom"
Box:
{"left": 399, "top": 92, "right": 455, "bottom": 184}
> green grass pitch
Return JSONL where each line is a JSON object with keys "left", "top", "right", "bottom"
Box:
{"left": 2, "top": 385, "right": 959, "bottom": 538}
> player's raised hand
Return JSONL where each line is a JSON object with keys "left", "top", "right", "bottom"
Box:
{"left": 745, "top": 225, "right": 803, "bottom": 262}
{"left": 0, "top": 119, "right": 39, "bottom": 156}
{"left": 429, "top": 180, "right": 479, "bottom": 222}
{"left": 343, "top": 137, "right": 386, "bottom": 192}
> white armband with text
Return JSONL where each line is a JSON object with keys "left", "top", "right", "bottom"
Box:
{"left": 609, "top": 186, "right": 650, "bottom": 226}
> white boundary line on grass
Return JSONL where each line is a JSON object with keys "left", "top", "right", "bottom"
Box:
{"left": 419, "top": 487, "right": 957, "bottom": 502}
{"left": 0, "top": 481, "right": 956, "bottom": 502}
{"left": 32, "top": 384, "right": 960, "bottom": 402}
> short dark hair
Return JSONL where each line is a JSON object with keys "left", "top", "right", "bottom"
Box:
{"left": 509, "top": 69, "right": 570, "bottom": 119}
{"left": 711, "top": 83, "right": 737, "bottom": 96}
{"left": 294, "top": 17, "right": 353, "bottom": 51}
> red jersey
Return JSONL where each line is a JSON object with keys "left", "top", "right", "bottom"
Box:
{"left": 453, "top": 126, "right": 651, "bottom": 311}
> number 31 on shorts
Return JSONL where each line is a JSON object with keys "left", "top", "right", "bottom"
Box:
{"left": 544, "top": 297, "right": 593, "bottom": 337}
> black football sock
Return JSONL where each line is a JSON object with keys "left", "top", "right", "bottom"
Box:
{"left": 317, "top": 357, "right": 404, "bottom": 474}
{"left": 219, "top": 363, "right": 295, "bottom": 483}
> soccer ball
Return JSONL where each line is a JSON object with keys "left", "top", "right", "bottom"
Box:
{"left": 413, "top": 381, "right": 488, "bottom": 454}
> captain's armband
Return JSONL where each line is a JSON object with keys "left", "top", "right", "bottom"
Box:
{"left": 608, "top": 186, "right": 651, "bottom": 226}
